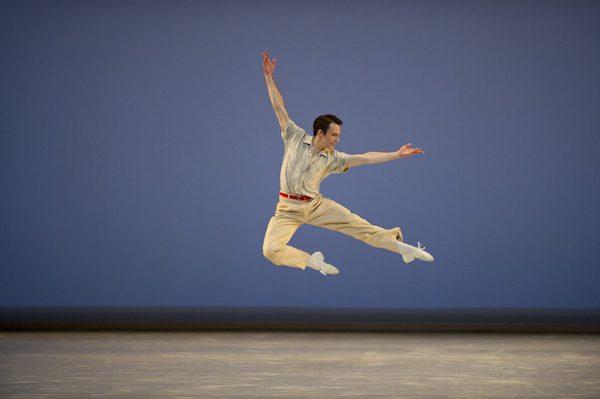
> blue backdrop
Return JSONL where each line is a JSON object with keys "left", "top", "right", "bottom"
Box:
{"left": 1, "top": 0, "right": 599, "bottom": 308}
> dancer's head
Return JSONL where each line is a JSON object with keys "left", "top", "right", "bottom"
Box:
{"left": 313, "top": 114, "right": 343, "bottom": 136}
{"left": 313, "top": 114, "right": 343, "bottom": 151}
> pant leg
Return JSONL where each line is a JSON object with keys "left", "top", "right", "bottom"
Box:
{"left": 262, "top": 200, "right": 311, "bottom": 269}
{"left": 306, "top": 197, "right": 404, "bottom": 254}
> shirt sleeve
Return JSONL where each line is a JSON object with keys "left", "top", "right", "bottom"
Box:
{"left": 281, "top": 120, "right": 306, "bottom": 144}
{"left": 329, "top": 150, "right": 350, "bottom": 174}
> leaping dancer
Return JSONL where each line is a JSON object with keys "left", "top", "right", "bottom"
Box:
{"left": 261, "top": 50, "right": 434, "bottom": 276}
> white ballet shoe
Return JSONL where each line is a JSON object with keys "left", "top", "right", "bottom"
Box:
{"left": 397, "top": 241, "right": 434, "bottom": 263}
{"left": 307, "top": 251, "right": 340, "bottom": 276}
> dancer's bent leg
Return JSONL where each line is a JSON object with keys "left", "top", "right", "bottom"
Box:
{"left": 262, "top": 204, "right": 310, "bottom": 269}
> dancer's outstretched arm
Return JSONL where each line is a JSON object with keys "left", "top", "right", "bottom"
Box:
{"left": 262, "top": 50, "right": 290, "bottom": 130}
{"left": 346, "top": 143, "right": 424, "bottom": 168}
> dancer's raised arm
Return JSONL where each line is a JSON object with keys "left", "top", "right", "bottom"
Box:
{"left": 262, "top": 50, "right": 290, "bottom": 130}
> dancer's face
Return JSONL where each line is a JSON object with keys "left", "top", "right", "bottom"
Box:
{"left": 319, "top": 123, "right": 341, "bottom": 152}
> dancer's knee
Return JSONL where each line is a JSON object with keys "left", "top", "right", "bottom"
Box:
{"left": 262, "top": 242, "right": 283, "bottom": 265}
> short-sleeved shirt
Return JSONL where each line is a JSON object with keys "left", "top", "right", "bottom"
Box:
{"left": 279, "top": 120, "right": 350, "bottom": 198}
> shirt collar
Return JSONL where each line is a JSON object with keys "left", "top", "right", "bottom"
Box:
{"left": 303, "top": 134, "right": 332, "bottom": 157}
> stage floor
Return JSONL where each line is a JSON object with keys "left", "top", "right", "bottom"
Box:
{"left": 1, "top": 332, "right": 599, "bottom": 398}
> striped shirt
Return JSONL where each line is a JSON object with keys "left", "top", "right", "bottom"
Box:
{"left": 279, "top": 120, "right": 350, "bottom": 198}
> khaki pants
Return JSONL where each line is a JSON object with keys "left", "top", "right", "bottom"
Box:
{"left": 262, "top": 195, "right": 404, "bottom": 269}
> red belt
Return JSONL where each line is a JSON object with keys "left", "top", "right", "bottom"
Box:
{"left": 280, "top": 192, "right": 313, "bottom": 201}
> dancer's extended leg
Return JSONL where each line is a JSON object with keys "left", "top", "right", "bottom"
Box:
{"left": 307, "top": 197, "right": 433, "bottom": 262}
{"left": 307, "top": 197, "right": 403, "bottom": 253}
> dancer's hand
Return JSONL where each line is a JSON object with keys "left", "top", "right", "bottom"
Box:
{"left": 397, "top": 143, "right": 424, "bottom": 158}
{"left": 262, "top": 50, "right": 277, "bottom": 76}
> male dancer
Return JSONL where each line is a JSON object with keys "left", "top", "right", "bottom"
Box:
{"left": 261, "top": 50, "right": 434, "bottom": 276}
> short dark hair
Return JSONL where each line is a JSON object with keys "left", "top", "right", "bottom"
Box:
{"left": 313, "top": 114, "right": 343, "bottom": 136}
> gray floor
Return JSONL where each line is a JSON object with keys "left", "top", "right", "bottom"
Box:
{"left": 1, "top": 332, "right": 599, "bottom": 398}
